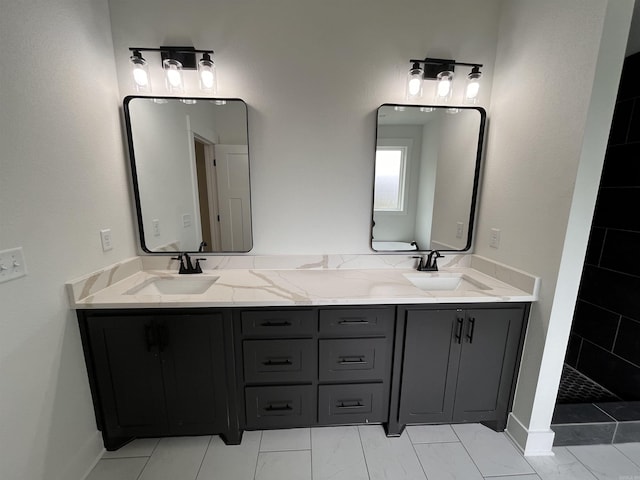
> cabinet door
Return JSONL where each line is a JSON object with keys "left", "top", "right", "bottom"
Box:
{"left": 88, "top": 316, "right": 168, "bottom": 437}
{"left": 161, "top": 313, "right": 229, "bottom": 435}
{"left": 399, "top": 309, "right": 462, "bottom": 424}
{"left": 453, "top": 307, "right": 525, "bottom": 423}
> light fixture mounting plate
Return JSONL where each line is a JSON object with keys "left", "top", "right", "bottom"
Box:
{"left": 160, "top": 46, "right": 197, "bottom": 69}
{"left": 423, "top": 58, "right": 456, "bottom": 79}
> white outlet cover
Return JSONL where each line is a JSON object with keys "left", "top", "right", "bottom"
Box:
{"left": 182, "top": 214, "right": 192, "bottom": 228}
{"left": 490, "top": 228, "right": 501, "bottom": 249}
{"left": 100, "top": 229, "right": 113, "bottom": 251}
{"left": 0, "top": 247, "right": 27, "bottom": 283}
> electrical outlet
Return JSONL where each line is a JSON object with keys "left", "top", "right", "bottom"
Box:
{"left": 0, "top": 247, "right": 27, "bottom": 284}
{"left": 100, "top": 229, "right": 113, "bottom": 252}
{"left": 490, "top": 228, "right": 501, "bottom": 249}
{"left": 152, "top": 219, "right": 161, "bottom": 237}
{"left": 456, "top": 222, "right": 464, "bottom": 239}
{"left": 182, "top": 214, "right": 192, "bottom": 228}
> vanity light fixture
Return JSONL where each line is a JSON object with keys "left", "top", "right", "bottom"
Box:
{"left": 128, "top": 46, "right": 216, "bottom": 94}
{"left": 406, "top": 57, "right": 483, "bottom": 104}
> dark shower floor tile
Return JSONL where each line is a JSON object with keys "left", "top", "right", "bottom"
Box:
{"left": 557, "top": 364, "right": 620, "bottom": 404}
{"left": 595, "top": 401, "right": 640, "bottom": 421}
{"left": 553, "top": 403, "right": 615, "bottom": 424}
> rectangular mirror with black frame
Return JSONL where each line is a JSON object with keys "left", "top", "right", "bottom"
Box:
{"left": 124, "top": 96, "right": 252, "bottom": 253}
{"left": 371, "top": 104, "right": 485, "bottom": 252}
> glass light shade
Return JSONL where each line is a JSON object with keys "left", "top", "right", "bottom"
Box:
{"left": 198, "top": 54, "right": 217, "bottom": 93}
{"left": 130, "top": 54, "right": 151, "bottom": 93}
{"left": 406, "top": 63, "right": 424, "bottom": 101}
{"left": 464, "top": 69, "right": 482, "bottom": 104}
{"left": 163, "top": 59, "right": 184, "bottom": 94}
{"left": 434, "top": 70, "right": 454, "bottom": 102}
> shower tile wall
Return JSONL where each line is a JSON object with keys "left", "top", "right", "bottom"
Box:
{"left": 567, "top": 51, "right": 640, "bottom": 401}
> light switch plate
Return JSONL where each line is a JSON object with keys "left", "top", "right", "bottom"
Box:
{"left": 0, "top": 247, "right": 27, "bottom": 284}
{"left": 152, "top": 219, "right": 161, "bottom": 237}
{"left": 182, "top": 214, "right": 192, "bottom": 228}
{"left": 456, "top": 222, "right": 464, "bottom": 239}
{"left": 490, "top": 228, "right": 501, "bottom": 249}
{"left": 100, "top": 229, "right": 113, "bottom": 251}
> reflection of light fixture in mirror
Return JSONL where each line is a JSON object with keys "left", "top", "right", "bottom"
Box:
{"left": 446, "top": 107, "right": 460, "bottom": 114}
{"left": 464, "top": 66, "right": 482, "bottom": 104}
{"left": 214, "top": 100, "right": 227, "bottom": 106}
{"left": 152, "top": 98, "right": 168, "bottom": 104}
{"left": 406, "top": 62, "right": 424, "bottom": 100}
{"left": 163, "top": 59, "right": 184, "bottom": 93}
{"left": 181, "top": 99, "right": 197, "bottom": 104}
{"left": 419, "top": 107, "right": 435, "bottom": 113}
{"left": 435, "top": 70, "right": 454, "bottom": 102}
{"left": 198, "top": 53, "right": 217, "bottom": 93}
{"left": 406, "top": 57, "right": 483, "bottom": 105}
{"left": 394, "top": 106, "right": 406, "bottom": 112}
{"left": 130, "top": 51, "right": 151, "bottom": 93}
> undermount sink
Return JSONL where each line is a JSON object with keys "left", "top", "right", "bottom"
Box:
{"left": 125, "top": 276, "right": 219, "bottom": 295}
{"left": 403, "top": 273, "right": 490, "bottom": 291}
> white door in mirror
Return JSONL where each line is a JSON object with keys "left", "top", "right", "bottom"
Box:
{"left": 0, "top": 247, "right": 27, "bottom": 284}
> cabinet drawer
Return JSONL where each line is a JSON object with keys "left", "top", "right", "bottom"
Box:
{"left": 245, "top": 385, "right": 315, "bottom": 429}
{"left": 241, "top": 310, "right": 316, "bottom": 337}
{"left": 319, "top": 308, "right": 394, "bottom": 337}
{"left": 243, "top": 339, "right": 316, "bottom": 383}
{"left": 318, "top": 384, "right": 385, "bottom": 424}
{"left": 318, "top": 339, "right": 388, "bottom": 382}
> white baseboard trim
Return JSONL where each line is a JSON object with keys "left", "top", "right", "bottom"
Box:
{"left": 71, "top": 431, "right": 104, "bottom": 480}
{"left": 506, "top": 413, "right": 555, "bottom": 456}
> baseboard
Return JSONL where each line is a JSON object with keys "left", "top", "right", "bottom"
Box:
{"left": 61, "top": 430, "right": 104, "bottom": 480}
{"left": 506, "top": 413, "right": 555, "bottom": 456}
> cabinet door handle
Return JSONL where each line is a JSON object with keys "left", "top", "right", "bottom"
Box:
{"left": 338, "top": 356, "right": 367, "bottom": 365}
{"left": 466, "top": 317, "right": 476, "bottom": 344}
{"left": 144, "top": 324, "right": 157, "bottom": 351}
{"left": 262, "top": 358, "right": 293, "bottom": 366}
{"left": 261, "top": 320, "right": 292, "bottom": 327}
{"left": 455, "top": 318, "right": 464, "bottom": 344}
{"left": 336, "top": 400, "right": 364, "bottom": 409}
{"left": 338, "top": 318, "right": 370, "bottom": 325}
{"left": 264, "top": 403, "right": 292, "bottom": 412}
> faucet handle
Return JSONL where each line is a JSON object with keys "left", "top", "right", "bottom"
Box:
{"left": 412, "top": 255, "right": 425, "bottom": 271}
{"left": 194, "top": 258, "right": 206, "bottom": 274}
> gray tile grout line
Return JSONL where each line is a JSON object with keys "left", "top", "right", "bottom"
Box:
{"left": 253, "top": 431, "right": 263, "bottom": 480}
{"left": 562, "top": 445, "right": 606, "bottom": 479}
{"left": 134, "top": 437, "right": 162, "bottom": 480}
{"left": 193, "top": 435, "right": 214, "bottom": 480}
{"left": 309, "top": 427, "right": 313, "bottom": 480}
{"left": 356, "top": 425, "right": 373, "bottom": 480}
{"left": 614, "top": 443, "right": 640, "bottom": 469}
{"left": 448, "top": 426, "right": 486, "bottom": 479}
{"left": 407, "top": 430, "right": 432, "bottom": 480}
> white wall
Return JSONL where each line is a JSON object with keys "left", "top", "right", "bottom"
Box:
{"left": 0, "top": 1, "right": 138, "bottom": 479}
{"left": 108, "top": 0, "right": 502, "bottom": 254}
{"left": 477, "top": 0, "right": 633, "bottom": 453}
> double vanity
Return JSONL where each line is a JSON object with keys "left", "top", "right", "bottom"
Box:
{"left": 68, "top": 254, "right": 538, "bottom": 450}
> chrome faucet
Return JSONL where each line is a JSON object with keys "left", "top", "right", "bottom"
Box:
{"left": 413, "top": 251, "right": 444, "bottom": 272}
{"left": 172, "top": 252, "right": 206, "bottom": 274}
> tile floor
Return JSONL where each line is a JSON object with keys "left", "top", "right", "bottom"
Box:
{"left": 87, "top": 423, "right": 640, "bottom": 480}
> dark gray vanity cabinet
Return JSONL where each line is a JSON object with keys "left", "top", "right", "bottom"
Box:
{"left": 388, "top": 303, "right": 529, "bottom": 435}
{"left": 78, "top": 309, "right": 238, "bottom": 450}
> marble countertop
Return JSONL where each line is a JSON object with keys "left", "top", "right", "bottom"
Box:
{"left": 66, "top": 255, "right": 539, "bottom": 309}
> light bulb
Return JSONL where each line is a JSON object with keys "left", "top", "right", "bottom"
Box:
{"left": 406, "top": 62, "right": 424, "bottom": 100}
{"left": 464, "top": 66, "right": 482, "bottom": 104}
{"left": 435, "top": 70, "right": 454, "bottom": 103}
{"left": 198, "top": 53, "right": 217, "bottom": 93}
{"left": 130, "top": 51, "right": 151, "bottom": 93}
{"left": 162, "top": 59, "right": 184, "bottom": 93}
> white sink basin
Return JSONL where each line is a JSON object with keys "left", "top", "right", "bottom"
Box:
{"left": 403, "top": 273, "right": 490, "bottom": 291}
{"left": 125, "top": 276, "right": 219, "bottom": 295}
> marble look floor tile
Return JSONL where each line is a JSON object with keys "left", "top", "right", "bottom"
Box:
{"left": 138, "top": 436, "right": 210, "bottom": 480}
{"left": 406, "top": 424, "right": 459, "bottom": 444}
{"left": 358, "top": 425, "right": 426, "bottom": 480}
{"left": 197, "top": 431, "right": 261, "bottom": 480}
{"left": 414, "top": 442, "right": 483, "bottom": 480}
{"left": 489, "top": 476, "right": 540, "bottom": 480}
{"left": 260, "top": 428, "right": 311, "bottom": 452}
{"left": 86, "top": 458, "right": 148, "bottom": 480}
{"left": 526, "top": 446, "right": 598, "bottom": 480}
{"left": 567, "top": 444, "right": 640, "bottom": 479}
{"left": 615, "top": 443, "right": 640, "bottom": 467}
{"left": 452, "top": 423, "right": 534, "bottom": 477}
{"left": 311, "top": 426, "right": 369, "bottom": 480}
{"left": 255, "top": 451, "right": 311, "bottom": 480}
{"left": 102, "top": 438, "right": 159, "bottom": 458}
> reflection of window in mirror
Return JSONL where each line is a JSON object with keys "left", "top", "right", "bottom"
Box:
{"left": 374, "top": 140, "right": 412, "bottom": 213}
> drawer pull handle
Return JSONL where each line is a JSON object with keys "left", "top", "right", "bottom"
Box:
{"left": 466, "top": 317, "right": 476, "bottom": 344}
{"left": 455, "top": 318, "right": 464, "bottom": 344}
{"left": 262, "top": 358, "right": 293, "bottom": 366}
{"left": 338, "top": 356, "right": 367, "bottom": 365}
{"left": 261, "top": 320, "right": 293, "bottom": 327}
{"left": 337, "top": 401, "right": 364, "bottom": 409}
{"left": 264, "top": 403, "right": 293, "bottom": 412}
{"left": 338, "top": 319, "right": 370, "bottom": 325}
